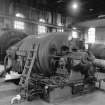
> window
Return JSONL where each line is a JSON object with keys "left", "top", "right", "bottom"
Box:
{"left": 39, "top": 18, "right": 45, "bottom": 23}
{"left": 15, "top": 13, "right": 24, "bottom": 18}
{"left": 88, "top": 28, "right": 95, "bottom": 43}
{"left": 38, "top": 18, "right": 46, "bottom": 34}
{"left": 38, "top": 25, "right": 46, "bottom": 34}
{"left": 72, "top": 31, "right": 78, "bottom": 38}
{"left": 57, "top": 28, "right": 64, "bottom": 32}
{"left": 14, "top": 13, "right": 25, "bottom": 30}
{"left": 14, "top": 21, "right": 24, "bottom": 30}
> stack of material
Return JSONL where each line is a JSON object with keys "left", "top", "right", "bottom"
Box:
{"left": 95, "top": 72, "right": 105, "bottom": 80}
{"left": 4, "top": 71, "right": 20, "bottom": 81}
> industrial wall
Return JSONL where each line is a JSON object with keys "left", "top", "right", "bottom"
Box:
{"left": 95, "top": 27, "right": 105, "bottom": 44}
{"left": 84, "top": 27, "right": 105, "bottom": 44}
{"left": 76, "top": 19, "right": 105, "bottom": 44}
{"left": 0, "top": 0, "right": 12, "bottom": 34}
{"left": 0, "top": 0, "right": 72, "bottom": 35}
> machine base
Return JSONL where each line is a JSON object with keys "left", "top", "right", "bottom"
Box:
{"left": 41, "top": 81, "right": 95, "bottom": 103}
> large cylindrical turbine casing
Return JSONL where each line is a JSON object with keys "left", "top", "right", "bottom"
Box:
{"left": 8, "top": 32, "right": 72, "bottom": 75}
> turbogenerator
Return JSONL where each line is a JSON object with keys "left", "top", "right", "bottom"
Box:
{"left": 4, "top": 32, "right": 97, "bottom": 102}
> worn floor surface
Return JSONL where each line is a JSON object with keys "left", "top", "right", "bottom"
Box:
{"left": 0, "top": 65, "right": 105, "bottom": 105}
{"left": 0, "top": 85, "right": 105, "bottom": 105}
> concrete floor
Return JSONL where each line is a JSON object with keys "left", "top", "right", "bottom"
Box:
{"left": 0, "top": 65, "right": 105, "bottom": 105}
{"left": 0, "top": 84, "right": 105, "bottom": 105}
{"left": 0, "top": 90, "right": 105, "bottom": 105}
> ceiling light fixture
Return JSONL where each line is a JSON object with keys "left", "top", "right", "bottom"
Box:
{"left": 72, "top": 2, "right": 78, "bottom": 10}
{"left": 67, "top": 0, "right": 81, "bottom": 16}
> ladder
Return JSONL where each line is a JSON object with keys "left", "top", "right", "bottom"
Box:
{"left": 19, "top": 44, "right": 38, "bottom": 99}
